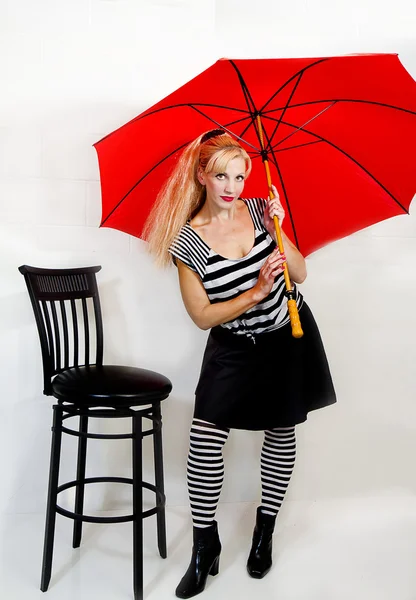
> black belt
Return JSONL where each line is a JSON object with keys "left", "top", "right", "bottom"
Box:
{"left": 210, "top": 324, "right": 287, "bottom": 348}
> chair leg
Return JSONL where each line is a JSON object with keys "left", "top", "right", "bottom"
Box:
{"left": 72, "top": 414, "right": 88, "bottom": 548}
{"left": 132, "top": 411, "right": 143, "bottom": 600}
{"left": 152, "top": 402, "right": 167, "bottom": 559}
{"left": 40, "top": 405, "right": 64, "bottom": 592}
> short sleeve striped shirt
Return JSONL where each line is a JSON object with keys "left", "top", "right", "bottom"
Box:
{"left": 168, "top": 198, "right": 303, "bottom": 336}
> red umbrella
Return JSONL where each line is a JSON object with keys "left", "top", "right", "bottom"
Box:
{"left": 94, "top": 54, "right": 416, "bottom": 259}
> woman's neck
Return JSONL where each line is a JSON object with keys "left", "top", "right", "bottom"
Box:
{"left": 194, "top": 199, "right": 242, "bottom": 226}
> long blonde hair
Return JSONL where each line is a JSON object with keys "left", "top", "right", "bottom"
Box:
{"left": 143, "top": 131, "right": 252, "bottom": 267}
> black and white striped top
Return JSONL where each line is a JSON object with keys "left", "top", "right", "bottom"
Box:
{"left": 168, "top": 198, "right": 303, "bottom": 337}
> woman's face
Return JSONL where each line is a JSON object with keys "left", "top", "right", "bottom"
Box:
{"left": 198, "top": 156, "right": 246, "bottom": 210}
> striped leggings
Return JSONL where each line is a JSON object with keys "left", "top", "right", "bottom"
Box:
{"left": 187, "top": 418, "right": 296, "bottom": 528}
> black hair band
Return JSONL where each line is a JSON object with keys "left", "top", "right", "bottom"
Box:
{"left": 200, "top": 129, "right": 226, "bottom": 144}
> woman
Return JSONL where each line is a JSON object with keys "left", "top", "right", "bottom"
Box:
{"left": 144, "top": 129, "right": 336, "bottom": 598}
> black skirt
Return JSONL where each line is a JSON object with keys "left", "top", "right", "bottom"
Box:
{"left": 194, "top": 302, "right": 336, "bottom": 430}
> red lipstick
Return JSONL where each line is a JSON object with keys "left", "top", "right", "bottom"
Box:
{"left": 220, "top": 196, "right": 234, "bottom": 202}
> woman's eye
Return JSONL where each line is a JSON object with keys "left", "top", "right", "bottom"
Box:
{"left": 215, "top": 174, "right": 225, "bottom": 180}
{"left": 236, "top": 175, "right": 245, "bottom": 182}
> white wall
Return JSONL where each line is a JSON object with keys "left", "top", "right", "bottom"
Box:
{"left": 1, "top": 0, "right": 416, "bottom": 525}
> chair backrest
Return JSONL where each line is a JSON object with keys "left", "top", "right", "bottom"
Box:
{"left": 19, "top": 265, "right": 104, "bottom": 395}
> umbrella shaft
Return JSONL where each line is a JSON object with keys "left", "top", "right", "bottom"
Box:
{"left": 273, "top": 214, "right": 292, "bottom": 291}
{"left": 256, "top": 115, "right": 292, "bottom": 293}
{"left": 264, "top": 159, "right": 292, "bottom": 293}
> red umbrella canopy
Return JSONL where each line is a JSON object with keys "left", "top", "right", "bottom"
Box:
{"left": 94, "top": 54, "right": 416, "bottom": 256}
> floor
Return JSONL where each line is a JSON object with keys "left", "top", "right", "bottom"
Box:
{"left": 2, "top": 497, "right": 416, "bottom": 600}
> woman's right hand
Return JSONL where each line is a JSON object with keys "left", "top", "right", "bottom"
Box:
{"left": 253, "top": 248, "right": 286, "bottom": 301}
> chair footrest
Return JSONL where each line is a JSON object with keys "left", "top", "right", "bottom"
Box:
{"left": 56, "top": 477, "right": 165, "bottom": 523}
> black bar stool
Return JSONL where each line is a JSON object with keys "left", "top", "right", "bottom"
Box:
{"left": 19, "top": 265, "right": 172, "bottom": 600}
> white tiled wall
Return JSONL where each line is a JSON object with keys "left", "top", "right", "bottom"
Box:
{"left": 1, "top": 0, "right": 415, "bottom": 522}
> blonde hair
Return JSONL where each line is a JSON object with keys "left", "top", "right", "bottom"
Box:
{"left": 143, "top": 131, "right": 252, "bottom": 267}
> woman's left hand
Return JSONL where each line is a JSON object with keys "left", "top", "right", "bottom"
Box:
{"left": 264, "top": 185, "right": 285, "bottom": 239}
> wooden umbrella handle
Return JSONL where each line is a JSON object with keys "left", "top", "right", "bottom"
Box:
{"left": 272, "top": 213, "right": 303, "bottom": 339}
{"left": 256, "top": 115, "right": 303, "bottom": 339}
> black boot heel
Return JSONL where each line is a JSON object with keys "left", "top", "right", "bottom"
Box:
{"left": 175, "top": 521, "right": 222, "bottom": 599}
{"left": 247, "top": 507, "right": 277, "bottom": 579}
{"left": 209, "top": 556, "right": 220, "bottom": 576}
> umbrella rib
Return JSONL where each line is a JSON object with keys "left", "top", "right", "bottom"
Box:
{"left": 222, "top": 114, "right": 257, "bottom": 129}
{"left": 247, "top": 152, "right": 266, "bottom": 159}
{"left": 273, "top": 101, "right": 338, "bottom": 148}
{"left": 263, "top": 98, "right": 416, "bottom": 117}
{"left": 274, "top": 140, "right": 324, "bottom": 153}
{"left": 267, "top": 73, "right": 304, "bottom": 149}
{"left": 248, "top": 140, "right": 324, "bottom": 156}
{"left": 228, "top": 60, "right": 269, "bottom": 155}
{"left": 229, "top": 60, "right": 260, "bottom": 117}
{"left": 262, "top": 114, "right": 409, "bottom": 213}
{"left": 259, "top": 58, "right": 330, "bottom": 114}
{"left": 95, "top": 102, "right": 252, "bottom": 144}
{"left": 221, "top": 113, "right": 268, "bottom": 147}
{"left": 233, "top": 114, "right": 260, "bottom": 146}
{"left": 189, "top": 105, "right": 260, "bottom": 151}
{"left": 100, "top": 140, "right": 192, "bottom": 225}
{"left": 133, "top": 101, "right": 252, "bottom": 119}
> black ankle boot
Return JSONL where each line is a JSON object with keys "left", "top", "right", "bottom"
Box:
{"left": 175, "top": 521, "right": 221, "bottom": 599}
{"left": 247, "top": 507, "right": 277, "bottom": 579}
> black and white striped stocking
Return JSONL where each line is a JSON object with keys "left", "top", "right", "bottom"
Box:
{"left": 186, "top": 419, "right": 296, "bottom": 527}
{"left": 260, "top": 426, "right": 296, "bottom": 516}
{"left": 187, "top": 419, "right": 230, "bottom": 528}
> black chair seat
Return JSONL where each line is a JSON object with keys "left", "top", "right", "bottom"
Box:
{"left": 52, "top": 365, "right": 172, "bottom": 406}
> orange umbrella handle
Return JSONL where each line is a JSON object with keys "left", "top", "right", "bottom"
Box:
{"left": 256, "top": 116, "right": 303, "bottom": 339}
